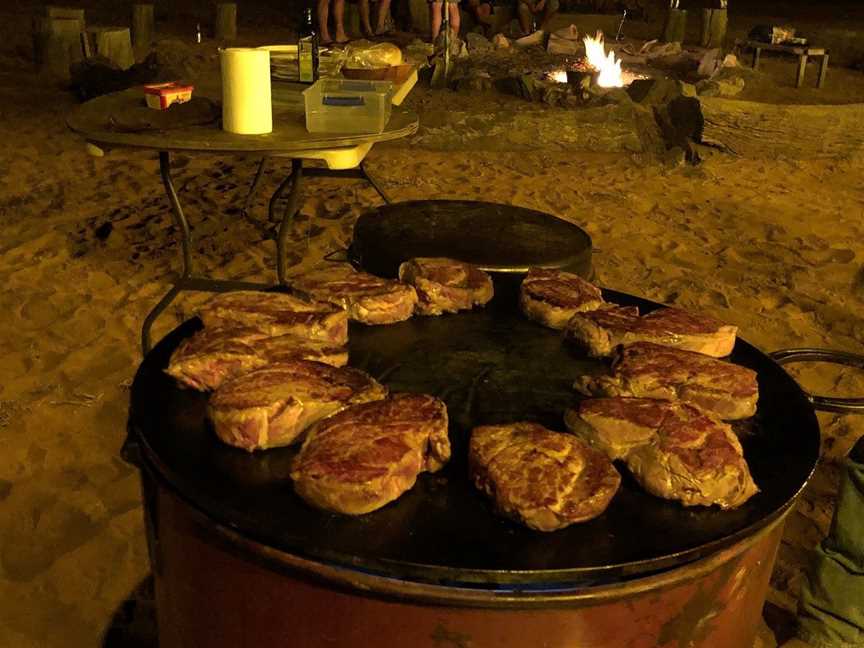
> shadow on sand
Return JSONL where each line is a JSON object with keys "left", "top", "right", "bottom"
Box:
{"left": 101, "top": 575, "right": 158, "bottom": 648}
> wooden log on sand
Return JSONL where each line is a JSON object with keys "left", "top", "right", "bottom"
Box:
{"left": 132, "top": 4, "right": 155, "bottom": 51}
{"left": 214, "top": 3, "right": 238, "bottom": 41}
{"left": 700, "top": 8, "right": 727, "bottom": 49}
{"left": 697, "top": 98, "right": 864, "bottom": 159}
{"left": 662, "top": 8, "right": 687, "bottom": 44}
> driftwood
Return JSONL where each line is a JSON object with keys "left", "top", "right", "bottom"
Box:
{"left": 662, "top": 9, "right": 687, "bottom": 44}
{"left": 700, "top": 9, "right": 727, "bottom": 49}
{"left": 214, "top": 3, "right": 237, "bottom": 41}
{"left": 132, "top": 4, "right": 154, "bottom": 50}
{"left": 697, "top": 98, "right": 864, "bottom": 159}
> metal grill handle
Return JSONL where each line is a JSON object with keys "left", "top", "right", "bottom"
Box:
{"left": 770, "top": 348, "right": 864, "bottom": 414}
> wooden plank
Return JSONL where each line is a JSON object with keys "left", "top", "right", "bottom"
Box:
{"left": 796, "top": 54, "right": 808, "bottom": 88}
{"left": 132, "top": 4, "right": 155, "bottom": 50}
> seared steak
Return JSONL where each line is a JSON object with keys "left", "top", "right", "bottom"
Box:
{"left": 469, "top": 422, "right": 621, "bottom": 531}
{"left": 565, "top": 398, "right": 758, "bottom": 509}
{"left": 199, "top": 291, "right": 348, "bottom": 344}
{"left": 166, "top": 326, "right": 268, "bottom": 391}
{"left": 209, "top": 361, "right": 387, "bottom": 451}
{"left": 398, "top": 257, "right": 493, "bottom": 316}
{"left": 166, "top": 327, "right": 348, "bottom": 391}
{"left": 291, "top": 266, "right": 418, "bottom": 325}
{"left": 566, "top": 306, "right": 737, "bottom": 358}
{"left": 575, "top": 342, "right": 758, "bottom": 420}
{"left": 291, "top": 394, "right": 450, "bottom": 515}
{"left": 519, "top": 267, "right": 606, "bottom": 329}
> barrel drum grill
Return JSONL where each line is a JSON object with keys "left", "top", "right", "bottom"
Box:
{"left": 128, "top": 202, "right": 831, "bottom": 648}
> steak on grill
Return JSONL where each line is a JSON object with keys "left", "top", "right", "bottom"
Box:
{"left": 397, "top": 257, "right": 494, "bottom": 316}
{"left": 519, "top": 267, "right": 607, "bottom": 329}
{"left": 469, "top": 422, "right": 621, "bottom": 531}
{"left": 209, "top": 361, "right": 387, "bottom": 451}
{"left": 291, "top": 266, "right": 418, "bottom": 325}
{"left": 166, "top": 326, "right": 349, "bottom": 391}
{"left": 566, "top": 306, "right": 737, "bottom": 358}
{"left": 565, "top": 398, "right": 758, "bottom": 509}
{"left": 291, "top": 394, "right": 450, "bottom": 515}
{"left": 574, "top": 342, "right": 759, "bottom": 420}
{"left": 199, "top": 291, "right": 348, "bottom": 345}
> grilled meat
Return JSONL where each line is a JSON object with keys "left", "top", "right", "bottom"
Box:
{"left": 398, "top": 257, "right": 493, "bottom": 316}
{"left": 575, "top": 342, "right": 759, "bottom": 420}
{"left": 469, "top": 422, "right": 621, "bottom": 531}
{"left": 565, "top": 398, "right": 758, "bottom": 509}
{"left": 291, "top": 394, "right": 450, "bottom": 515}
{"left": 519, "top": 267, "right": 607, "bottom": 329}
{"left": 199, "top": 290, "right": 348, "bottom": 344}
{"left": 209, "top": 361, "right": 387, "bottom": 452}
{"left": 166, "top": 326, "right": 348, "bottom": 391}
{"left": 566, "top": 306, "right": 737, "bottom": 358}
{"left": 291, "top": 266, "right": 418, "bottom": 325}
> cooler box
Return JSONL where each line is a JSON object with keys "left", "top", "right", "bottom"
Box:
{"left": 303, "top": 79, "right": 394, "bottom": 135}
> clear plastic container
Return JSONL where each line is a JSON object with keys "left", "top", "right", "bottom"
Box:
{"left": 303, "top": 78, "right": 394, "bottom": 135}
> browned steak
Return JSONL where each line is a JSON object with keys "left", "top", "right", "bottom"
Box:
{"left": 398, "top": 257, "right": 493, "bottom": 316}
{"left": 575, "top": 342, "right": 758, "bottom": 420}
{"left": 291, "top": 266, "right": 418, "bottom": 325}
{"left": 565, "top": 398, "right": 758, "bottom": 509}
{"left": 519, "top": 267, "right": 606, "bottom": 329}
{"left": 209, "top": 361, "right": 387, "bottom": 451}
{"left": 291, "top": 394, "right": 450, "bottom": 515}
{"left": 165, "top": 326, "right": 267, "bottom": 391}
{"left": 566, "top": 306, "right": 737, "bottom": 358}
{"left": 469, "top": 422, "right": 621, "bottom": 531}
{"left": 198, "top": 291, "right": 348, "bottom": 345}
{"left": 165, "top": 327, "right": 348, "bottom": 391}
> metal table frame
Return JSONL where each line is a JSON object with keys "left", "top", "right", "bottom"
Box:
{"left": 142, "top": 150, "right": 391, "bottom": 353}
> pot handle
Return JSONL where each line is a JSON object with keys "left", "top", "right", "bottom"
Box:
{"left": 770, "top": 348, "right": 864, "bottom": 414}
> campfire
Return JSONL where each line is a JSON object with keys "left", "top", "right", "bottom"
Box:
{"left": 544, "top": 31, "right": 643, "bottom": 89}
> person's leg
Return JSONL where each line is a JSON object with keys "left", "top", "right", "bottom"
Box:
{"left": 793, "top": 438, "right": 864, "bottom": 648}
{"left": 517, "top": 0, "right": 532, "bottom": 35}
{"left": 539, "top": 0, "right": 558, "bottom": 31}
{"left": 447, "top": 1, "right": 460, "bottom": 37}
{"left": 332, "top": 0, "right": 348, "bottom": 42}
{"left": 359, "top": 0, "right": 374, "bottom": 36}
{"left": 318, "top": 0, "right": 332, "bottom": 42}
{"left": 375, "top": 0, "right": 392, "bottom": 34}
{"left": 430, "top": 1, "right": 443, "bottom": 40}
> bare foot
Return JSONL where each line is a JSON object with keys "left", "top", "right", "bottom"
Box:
{"left": 335, "top": 29, "right": 349, "bottom": 43}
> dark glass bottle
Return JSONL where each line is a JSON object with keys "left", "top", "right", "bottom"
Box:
{"left": 298, "top": 7, "right": 319, "bottom": 84}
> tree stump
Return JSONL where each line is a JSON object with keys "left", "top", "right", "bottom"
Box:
{"left": 662, "top": 8, "right": 687, "bottom": 44}
{"left": 86, "top": 26, "right": 135, "bottom": 70}
{"left": 700, "top": 8, "right": 727, "bottom": 49}
{"left": 132, "top": 4, "right": 155, "bottom": 51}
{"left": 214, "top": 3, "right": 237, "bottom": 41}
{"left": 46, "top": 6, "right": 85, "bottom": 31}
{"left": 38, "top": 16, "right": 86, "bottom": 78}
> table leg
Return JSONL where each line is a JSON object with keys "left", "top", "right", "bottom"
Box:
{"left": 141, "top": 151, "right": 193, "bottom": 353}
{"left": 796, "top": 54, "right": 808, "bottom": 88}
{"left": 241, "top": 156, "right": 269, "bottom": 219}
{"left": 360, "top": 161, "right": 392, "bottom": 204}
{"left": 818, "top": 54, "right": 829, "bottom": 88}
{"left": 271, "top": 159, "right": 304, "bottom": 285}
{"left": 752, "top": 47, "right": 761, "bottom": 70}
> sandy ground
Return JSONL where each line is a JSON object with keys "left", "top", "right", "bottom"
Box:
{"left": 2, "top": 4, "right": 864, "bottom": 647}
